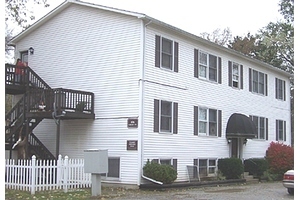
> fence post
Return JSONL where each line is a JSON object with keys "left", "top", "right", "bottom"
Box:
{"left": 63, "top": 156, "right": 69, "bottom": 193}
{"left": 31, "top": 155, "right": 36, "bottom": 195}
{"left": 56, "top": 155, "right": 62, "bottom": 189}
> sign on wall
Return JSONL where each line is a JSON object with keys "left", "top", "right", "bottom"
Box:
{"left": 127, "top": 140, "right": 138, "bottom": 150}
{"left": 127, "top": 118, "right": 138, "bottom": 128}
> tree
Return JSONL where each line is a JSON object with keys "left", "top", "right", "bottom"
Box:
{"left": 199, "top": 27, "right": 232, "bottom": 47}
{"left": 227, "top": 33, "right": 259, "bottom": 57}
{"left": 228, "top": 0, "right": 294, "bottom": 145}
{"left": 5, "top": 0, "right": 50, "bottom": 61}
{"left": 5, "top": 0, "right": 50, "bottom": 28}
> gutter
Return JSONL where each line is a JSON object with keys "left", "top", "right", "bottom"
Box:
{"left": 137, "top": 18, "right": 153, "bottom": 186}
{"left": 141, "top": 175, "right": 163, "bottom": 185}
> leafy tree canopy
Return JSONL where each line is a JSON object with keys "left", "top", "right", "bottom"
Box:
{"left": 6, "top": 0, "right": 50, "bottom": 28}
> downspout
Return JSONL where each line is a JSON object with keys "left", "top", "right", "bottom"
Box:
{"left": 137, "top": 19, "right": 152, "bottom": 186}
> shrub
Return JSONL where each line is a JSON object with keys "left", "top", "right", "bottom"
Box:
{"left": 218, "top": 158, "right": 244, "bottom": 179}
{"left": 143, "top": 160, "right": 177, "bottom": 184}
{"left": 244, "top": 158, "right": 268, "bottom": 178}
{"left": 265, "top": 141, "right": 294, "bottom": 176}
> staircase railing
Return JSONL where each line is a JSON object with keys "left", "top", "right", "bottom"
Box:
{"left": 5, "top": 96, "right": 26, "bottom": 141}
{"left": 28, "top": 133, "right": 56, "bottom": 160}
{"left": 5, "top": 64, "right": 51, "bottom": 90}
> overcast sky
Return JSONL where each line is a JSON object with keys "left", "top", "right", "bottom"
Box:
{"left": 37, "top": 0, "right": 284, "bottom": 37}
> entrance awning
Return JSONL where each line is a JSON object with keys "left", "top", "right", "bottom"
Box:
{"left": 226, "top": 113, "right": 257, "bottom": 139}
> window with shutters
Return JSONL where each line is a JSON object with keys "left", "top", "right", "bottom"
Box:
{"left": 275, "top": 78, "right": 286, "bottom": 101}
{"left": 196, "top": 107, "right": 220, "bottom": 137}
{"left": 249, "top": 68, "right": 268, "bottom": 95}
{"left": 199, "top": 51, "right": 218, "bottom": 82}
{"left": 276, "top": 119, "right": 286, "bottom": 141}
{"left": 194, "top": 49, "right": 222, "bottom": 83}
{"left": 228, "top": 61, "right": 243, "bottom": 89}
{"left": 194, "top": 158, "right": 217, "bottom": 177}
{"left": 155, "top": 35, "right": 178, "bottom": 72}
{"left": 153, "top": 99, "right": 178, "bottom": 134}
{"left": 250, "top": 115, "right": 268, "bottom": 140}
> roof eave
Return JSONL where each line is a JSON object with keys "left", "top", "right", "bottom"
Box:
{"left": 9, "top": 0, "right": 146, "bottom": 46}
{"left": 140, "top": 16, "right": 291, "bottom": 78}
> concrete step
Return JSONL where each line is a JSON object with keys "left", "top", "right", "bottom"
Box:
{"left": 243, "top": 172, "right": 259, "bottom": 184}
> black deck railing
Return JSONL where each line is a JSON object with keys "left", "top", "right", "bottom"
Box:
{"left": 5, "top": 64, "right": 51, "bottom": 90}
{"left": 26, "top": 88, "right": 94, "bottom": 114}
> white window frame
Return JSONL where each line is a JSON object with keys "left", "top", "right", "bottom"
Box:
{"left": 196, "top": 158, "right": 217, "bottom": 177}
{"left": 232, "top": 62, "right": 240, "bottom": 88}
{"left": 160, "top": 37, "right": 174, "bottom": 70}
{"left": 276, "top": 78, "right": 285, "bottom": 100}
{"left": 251, "top": 69, "right": 266, "bottom": 95}
{"left": 198, "top": 51, "right": 218, "bottom": 82}
{"left": 101, "top": 157, "right": 120, "bottom": 180}
{"left": 198, "top": 107, "right": 218, "bottom": 136}
{"left": 159, "top": 100, "right": 173, "bottom": 133}
{"left": 251, "top": 115, "right": 266, "bottom": 140}
{"left": 276, "top": 120, "right": 286, "bottom": 141}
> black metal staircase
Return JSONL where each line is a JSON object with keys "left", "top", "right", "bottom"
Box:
{"left": 5, "top": 63, "right": 95, "bottom": 160}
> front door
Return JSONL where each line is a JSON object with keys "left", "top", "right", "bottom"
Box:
{"left": 231, "top": 138, "right": 238, "bottom": 158}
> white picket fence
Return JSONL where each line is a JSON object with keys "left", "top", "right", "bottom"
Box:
{"left": 5, "top": 155, "right": 92, "bottom": 195}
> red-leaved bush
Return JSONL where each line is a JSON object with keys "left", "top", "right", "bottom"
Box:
{"left": 265, "top": 141, "right": 294, "bottom": 175}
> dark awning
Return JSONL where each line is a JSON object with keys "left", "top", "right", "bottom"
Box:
{"left": 226, "top": 113, "right": 257, "bottom": 139}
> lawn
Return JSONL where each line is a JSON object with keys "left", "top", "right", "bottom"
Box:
{"left": 5, "top": 187, "right": 134, "bottom": 200}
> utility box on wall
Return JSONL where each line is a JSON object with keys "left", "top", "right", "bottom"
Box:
{"left": 84, "top": 149, "right": 108, "bottom": 174}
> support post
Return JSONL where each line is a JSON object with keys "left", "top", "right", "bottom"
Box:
{"left": 91, "top": 174, "right": 102, "bottom": 196}
{"left": 56, "top": 119, "right": 60, "bottom": 159}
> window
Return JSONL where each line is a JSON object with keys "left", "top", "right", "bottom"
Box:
{"left": 151, "top": 158, "right": 177, "bottom": 171}
{"left": 101, "top": 157, "right": 120, "bottom": 179}
{"left": 275, "top": 78, "right": 286, "bottom": 101}
{"left": 194, "top": 49, "right": 222, "bottom": 83}
{"left": 276, "top": 120, "right": 286, "bottom": 141}
{"left": 250, "top": 115, "right": 268, "bottom": 140}
{"left": 194, "top": 158, "right": 217, "bottom": 177}
{"left": 228, "top": 61, "right": 243, "bottom": 89}
{"left": 153, "top": 99, "right": 178, "bottom": 134}
{"left": 194, "top": 106, "right": 222, "bottom": 137}
{"left": 155, "top": 35, "right": 178, "bottom": 72}
{"left": 249, "top": 68, "right": 268, "bottom": 95}
{"left": 160, "top": 101, "right": 172, "bottom": 132}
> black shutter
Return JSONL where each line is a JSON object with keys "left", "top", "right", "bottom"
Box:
{"left": 228, "top": 61, "right": 232, "bottom": 86}
{"left": 194, "top": 106, "right": 198, "bottom": 135}
{"left": 153, "top": 99, "right": 159, "bottom": 132}
{"left": 249, "top": 68, "right": 252, "bottom": 92}
{"left": 266, "top": 118, "right": 268, "bottom": 140}
{"left": 218, "top": 57, "right": 222, "bottom": 84}
{"left": 173, "top": 159, "right": 178, "bottom": 171}
{"left": 174, "top": 42, "right": 178, "bottom": 72}
{"left": 265, "top": 74, "right": 268, "bottom": 96}
{"left": 275, "top": 78, "right": 278, "bottom": 99}
{"left": 240, "top": 65, "right": 243, "bottom": 89}
{"left": 218, "top": 110, "right": 222, "bottom": 137}
{"left": 194, "top": 49, "right": 199, "bottom": 78}
{"left": 155, "top": 35, "right": 161, "bottom": 68}
{"left": 284, "top": 121, "right": 286, "bottom": 141}
{"left": 173, "top": 102, "right": 178, "bottom": 134}
{"left": 276, "top": 120, "right": 278, "bottom": 141}
{"left": 283, "top": 80, "right": 286, "bottom": 101}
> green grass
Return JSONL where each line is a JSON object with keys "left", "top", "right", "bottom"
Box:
{"left": 5, "top": 187, "right": 134, "bottom": 200}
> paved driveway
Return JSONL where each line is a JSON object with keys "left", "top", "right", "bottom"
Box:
{"left": 112, "top": 182, "right": 294, "bottom": 200}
